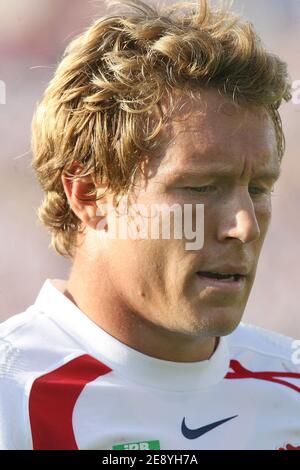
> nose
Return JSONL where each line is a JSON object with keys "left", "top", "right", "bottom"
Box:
{"left": 217, "top": 188, "right": 261, "bottom": 244}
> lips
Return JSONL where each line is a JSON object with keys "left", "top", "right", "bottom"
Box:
{"left": 197, "top": 272, "right": 245, "bottom": 282}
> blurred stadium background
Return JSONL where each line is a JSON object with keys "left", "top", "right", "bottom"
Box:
{"left": 0, "top": 0, "right": 299, "bottom": 337}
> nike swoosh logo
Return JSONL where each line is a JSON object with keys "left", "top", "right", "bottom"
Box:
{"left": 181, "top": 415, "right": 238, "bottom": 439}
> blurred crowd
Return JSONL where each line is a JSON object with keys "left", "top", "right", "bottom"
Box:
{"left": 0, "top": 0, "right": 299, "bottom": 337}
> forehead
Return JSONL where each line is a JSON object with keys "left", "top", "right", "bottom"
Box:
{"left": 153, "top": 89, "right": 279, "bottom": 180}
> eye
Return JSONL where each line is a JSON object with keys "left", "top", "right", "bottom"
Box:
{"left": 185, "top": 186, "right": 217, "bottom": 193}
{"left": 249, "top": 186, "right": 274, "bottom": 196}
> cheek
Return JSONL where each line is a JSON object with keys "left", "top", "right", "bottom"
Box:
{"left": 254, "top": 200, "right": 272, "bottom": 234}
{"left": 119, "top": 238, "right": 168, "bottom": 280}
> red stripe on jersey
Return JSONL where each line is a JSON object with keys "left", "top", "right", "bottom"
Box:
{"left": 226, "top": 359, "right": 300, "bottom": 393}
{"left": 29, "top": 354, "right": 112, "bottom": 450}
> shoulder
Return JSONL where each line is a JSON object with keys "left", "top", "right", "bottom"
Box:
{"left": 0, "top": 306, "right": 39, "bottom": 383}
{"left": 227, "top": 322, "right": 300, "bottom": 372}
{"left": 0, "top": 302, "right": 86, "bottom": 378}
{"left": 0, "top": 308, "right": 36, "bottom": 449}
{"left": 0, "top": 305, "right": 83, "bottom": 449}
{"left": 0, "top": 305, "right": 59, "bottom": 366}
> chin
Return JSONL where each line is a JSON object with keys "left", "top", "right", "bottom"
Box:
{"left": 189, "top": 306, "right": 244, "bottom": 338}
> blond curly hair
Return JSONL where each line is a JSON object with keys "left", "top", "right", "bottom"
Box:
{"left": 31, "top": 0, "right": 292, "bottom": 258}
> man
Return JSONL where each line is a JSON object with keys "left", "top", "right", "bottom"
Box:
{"left": 0, "top": 0, "right": 299, "bottom": 450}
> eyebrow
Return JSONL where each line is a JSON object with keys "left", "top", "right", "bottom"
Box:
{"left": 167, "top": 166, "right": 281, "bottom": 182}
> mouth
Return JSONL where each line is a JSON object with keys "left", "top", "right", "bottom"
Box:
{"left": 197, "top": 272, "right": 245, "bottom": 282}
{"left": 196, "top": 271, "right": 247, "bottom": 291}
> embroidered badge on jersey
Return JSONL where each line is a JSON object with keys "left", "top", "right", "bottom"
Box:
{"left": 112, "top": 439, "right": 160, "bottom": 450}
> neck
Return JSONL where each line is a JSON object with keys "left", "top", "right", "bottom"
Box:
{"left": 65, "top": 257, "right": 218, "bottom": 363}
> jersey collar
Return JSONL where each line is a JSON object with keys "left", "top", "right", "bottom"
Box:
{"left": 34, "top": 279, "right": 230, "bottom": 392}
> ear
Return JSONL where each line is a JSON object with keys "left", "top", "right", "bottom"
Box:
{"left": 61, "top": 163, "right": 108, "bottom": 231}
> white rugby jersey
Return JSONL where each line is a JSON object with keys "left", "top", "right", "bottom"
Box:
{"left": 0, "top": 279, "right": 299, "bottom": 450}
